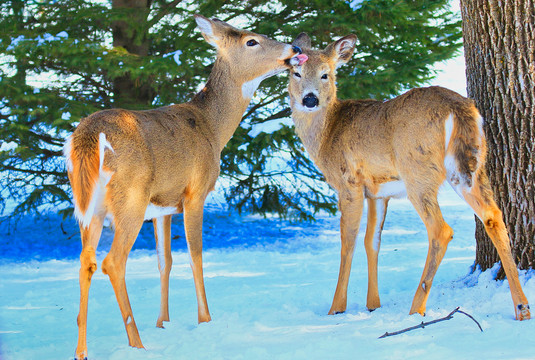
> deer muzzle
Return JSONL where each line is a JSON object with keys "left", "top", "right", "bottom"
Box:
{"left": 303, "top": 93, "right": 319, "bottom": 108}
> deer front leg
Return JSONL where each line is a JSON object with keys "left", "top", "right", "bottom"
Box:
{"left": 183, "top": 197, "right": 211, "bottom": 323}
{"left": 153, "top": 215, "right": 173, "bottom": 328}
{"left": 364, "top": 198, "right": 389, "bottom": 311}
{"left": 329, "top": 189, "right": 364, "bottom": 315}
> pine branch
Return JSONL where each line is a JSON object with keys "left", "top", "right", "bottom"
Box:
{"left": 242, "top": 94, "right": 286, "bottom": 121}
{"left": 378, "top": 307, "right": 483, "bottom": 339}
{"left": 147, "top": 0, "right": 183, "bottom": 28}
{"left": 1, "top": 165, "right": 65, "bottom": 178}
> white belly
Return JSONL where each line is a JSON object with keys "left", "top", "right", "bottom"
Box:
{"left": 375, "top": 180, "right": 407, "bottom": 199}
{"left": 144, "top": 204, "right": 178, "bottom": 220}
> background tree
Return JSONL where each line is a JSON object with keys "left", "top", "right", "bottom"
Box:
{"left": 0, "top": 0, "right": 462, "bottom": 220}
{"left": 460, "top": 0, "right": 534, "bottom": 273}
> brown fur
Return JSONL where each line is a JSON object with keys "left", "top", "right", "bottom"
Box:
{"left": 288, "top": 34, "right": 530, "bottom": 321}
{"left": 69, "top": 134, "right": 100, "bottom": 214}
{"left": 67, "top": 15, "right": 299, "bottom": 359}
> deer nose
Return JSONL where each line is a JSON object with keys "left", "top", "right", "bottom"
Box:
{"left": 292, "top": 45, "right": 302, "bottom": 54}
{"left": 302, "top": 93, "right": 319, "bottom": 108}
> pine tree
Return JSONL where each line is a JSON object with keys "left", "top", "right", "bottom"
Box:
{"left": 0, "top": 0, "right": 461, "bottom": 220}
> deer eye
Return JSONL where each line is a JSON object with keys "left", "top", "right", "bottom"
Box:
{"left": 246, "top": 39, "right": 259, "bottom": 46}
{"left": 321, "top": 74, "right": 328, "bottom": 80}
{"left": 293, "top": 72, "right": 301, "bottom": 78}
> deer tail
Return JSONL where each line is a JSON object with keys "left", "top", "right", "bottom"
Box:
{"left": 444, "top": 102, "right": 487, "bottom": 190}
{"left": 64, "top": 132, "right": 114, "bottom": 228}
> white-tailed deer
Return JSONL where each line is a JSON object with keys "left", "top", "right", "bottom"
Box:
{"left": 287, "top": 33, "right": 530, "bottom": 321}
{"left": 64, "top": 15, "right": 306, "bottom": 359}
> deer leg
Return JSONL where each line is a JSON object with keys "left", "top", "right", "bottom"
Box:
{"left": 75, "top": 214, "right": 105, "bottom": 360}
{"left": 153, "top": 215, "right": 173, "bottom": 328}
{"left": 364, "top": 198, "right": 389, "bottom": 311}
{"left": 407, "top": 189, "right": 453, "bottom": 316}
{"left": 101, "top": 211, "right": 146, "bottom": 349}
{"left": 329, "top": 189, "right": 364, "bottom": 315}
{"left": 183, "top": 197, "right": 211, "bottom": 323}
{"left": 459, "top": 172, "right": 530, "bottom": 320}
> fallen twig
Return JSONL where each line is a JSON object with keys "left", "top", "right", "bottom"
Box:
{"left": 378, "top": 307, "right": 483, "bottom": 339}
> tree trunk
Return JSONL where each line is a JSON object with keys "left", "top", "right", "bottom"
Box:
{"left": 111, "top": 0, "right": 154, "bottom": 109}
{"left": 460, "top": 0, "right": 535, "bottom": 275}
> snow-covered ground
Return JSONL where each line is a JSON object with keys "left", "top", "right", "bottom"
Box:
{"left": 1, "top": 3, "right": 533, "bottom": 355}
{"left": 1, "top": 187, "right": 534, "bottom": 359}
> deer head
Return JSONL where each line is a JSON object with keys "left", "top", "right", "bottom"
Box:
{"left": 288, "top": 33, "right": 357, "bottom": 112}
{"left": 195, "top": 15, "right": 306, "bottom": 98}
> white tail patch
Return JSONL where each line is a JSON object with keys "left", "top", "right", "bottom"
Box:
{"left": 63, "top": 135, "right": 74, "bottom": 172}
{"left": 444, "top": 112, "right": 469, "bottom": 199}
{"left": 75, "top": 132, "right": 114, "bottom": 229}
{"left": 98, "top": 133, "right": 113, "bottom": 172}
{"left": 445, "top": 153, "right": 470, "bottom": 202}
{"left": 444, "top": 113, "right": 454, "bottom": 152}
{"left": 444, "top": 112, "right": 481, "bottom": 200}
{"left": 476, "top": 114, "right": 484, "bottom": 139}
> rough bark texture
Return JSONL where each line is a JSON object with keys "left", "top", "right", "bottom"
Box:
{"left": 460, "top": 0, "right": 535, "bottom": 274}
{"left": 111, "top": 0, "right": 154, "bottom": 108}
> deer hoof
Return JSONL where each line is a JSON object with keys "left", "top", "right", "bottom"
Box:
{"left": 516, "top": 304, "right": 531, "bottom": 321}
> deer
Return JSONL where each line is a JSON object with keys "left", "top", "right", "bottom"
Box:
{"left": 287, "top": 33, "right": 530, "bottom": 321}
{"left": 64, "top": 15, "right": 307, "bottom": 359}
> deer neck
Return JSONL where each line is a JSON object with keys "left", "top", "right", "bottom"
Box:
{"left": 292, "top": 100, "right": 339, "bottom": 161}
{"left": 190, "top": 57, "right": 257, "bottom": 152}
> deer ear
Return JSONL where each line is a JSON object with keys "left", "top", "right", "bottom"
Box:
{"left": 293, "top": 33, "right": 312, "bottom": 50}
{"left": 326, "top": 35, "right": 357, "bottom": 68}
{"left": 194, "top": 14, "right": 220, "bottom": 49}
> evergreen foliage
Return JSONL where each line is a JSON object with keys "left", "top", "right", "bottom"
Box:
{"left": 0, "top": 0, "right": 461, "bottom": 220}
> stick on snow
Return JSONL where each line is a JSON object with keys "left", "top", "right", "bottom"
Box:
{"left": 378, "top": 307, "right": 483, "bottom": 339}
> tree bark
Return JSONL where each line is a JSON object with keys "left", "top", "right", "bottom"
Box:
{"left": 460, "top": 0, "right": 535, "bottom": 274}
{"left": 111, "top": 0, "right": 154, "bottom": 109}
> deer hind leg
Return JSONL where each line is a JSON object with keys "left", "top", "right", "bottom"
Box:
{"left": 458, "top": 171, "right": 530, "bottom": 320}
{"left": 329, "top": 189, "right": 364, "bottom": 315}
{"left": 101, "top": 200, "right": 147, "bottom": 349}
{"left": 75, "top": 214, "right": 105, "bottom": 360}
{"left": 407, "top": 187, "right": 454, "bottom": 316}
{"left": 364, "top": 198, "right": 389, "bottom": 311}
{"left": 183, "top": 197, "right": 211, "bottom": 323}
{"left": 153, "top": 215, "right": 173, "bottom": 328}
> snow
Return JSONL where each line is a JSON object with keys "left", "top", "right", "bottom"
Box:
{"left": 349, "top": 0, "right": 366, "bottom": 10}
{"left": 7, "top": 32, "right": 69, "bottom": 51}
{"left": 38, "top": 32, "right": 68, "bottom": 44}
{"left": 163, "top": 50, "right": 183, "bottom": 66}
{"left": 0, "top": 141, "right": 18, "bottom": 152}
{"left": 6, "top": 36, "right": 25, "bottom": 51}
{"left": 1, "top": 2, "right": 533, "bottom": 356}
{"left": 1, "top": 187, "right": 534, "bottom": 359}
{"left": 248, "top": 118, "right": 293, "bottom": 137}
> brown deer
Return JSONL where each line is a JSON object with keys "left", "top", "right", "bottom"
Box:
{"left": 287, "top": 33, "right": 530, "bottom": 321}
{"left": 64, "top": 15, "right": 305, "bottom": 359}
